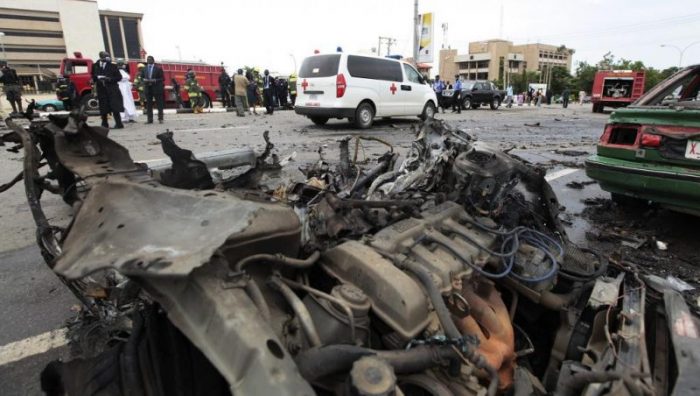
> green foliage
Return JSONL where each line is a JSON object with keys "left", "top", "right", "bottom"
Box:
{"left": 573, "top": 53, "right": 680, "bottom": 93}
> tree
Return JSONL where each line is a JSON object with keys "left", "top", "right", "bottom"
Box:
{"left": 572, "top": 53, "right": 679, "bottom": 93}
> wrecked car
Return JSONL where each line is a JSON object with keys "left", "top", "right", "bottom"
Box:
{"left": 3, "top": 110, "right": 700, "bottom": 396}
{"left": 586, "top": 64, "right": 700, "bottom": 216}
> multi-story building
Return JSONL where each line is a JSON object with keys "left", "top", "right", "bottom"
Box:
{"left": 0, "top": 0, "right": 143, "bottom": 91}
{"left": 439, "top": 39, "right": 573, "bottom": 85}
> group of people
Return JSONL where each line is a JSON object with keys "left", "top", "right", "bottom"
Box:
{"left": 432, "top": 74, "right": 465, "bottom": 114}
{"left": 218, "top": 68, "right": 298, "bottom": 116}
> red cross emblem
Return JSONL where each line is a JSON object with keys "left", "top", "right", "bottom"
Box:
{"left": 390, "top": 83, "right": 397, "bottom": 95}
{"left": 691, "top": 142, "right": 698, "bottom": 155}
{"left": 301, "top": 79, "right": 309, "bottom": 92}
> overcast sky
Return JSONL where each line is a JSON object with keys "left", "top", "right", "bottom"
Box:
{"left": 97, "top": 0, "right": 700, "bottom": 75}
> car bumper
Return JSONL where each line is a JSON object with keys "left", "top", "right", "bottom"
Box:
{"left": 585, "top": 154, "right": 700, "bottom": 214}
{"left": 294, "top": 106, "right": 356, "bottom": 118}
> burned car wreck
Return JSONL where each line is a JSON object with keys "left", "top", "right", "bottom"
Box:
{"left": 4, "top": 112, "right": 700, "bottom": 396}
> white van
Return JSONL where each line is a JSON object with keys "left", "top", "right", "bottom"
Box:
{"left": 294, "top": 53, "right": 438, "bottom": 129}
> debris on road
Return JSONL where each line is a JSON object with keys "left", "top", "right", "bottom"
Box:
{"left": 3, "top": 112, "right": 699, "bottom": 396}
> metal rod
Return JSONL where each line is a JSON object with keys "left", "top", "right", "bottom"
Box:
{"left": 268, "top": 276, "right": 322, "bottom": 347}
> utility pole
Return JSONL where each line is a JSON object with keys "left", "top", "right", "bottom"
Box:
{"left": 378, "top": 36, "right": 397, "bottom": 57}
{"left": 413, "top": 0, "right": 419, "bottom": 63}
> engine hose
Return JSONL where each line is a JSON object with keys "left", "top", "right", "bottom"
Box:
{"left": 234, "top": 251, "right": 321, "bottom": 273}
{"left": 244, "top": 279, "right": 271, "bottom": 321}
{"left": 268, "top": 275, "right": 322, "bottom": 347}
{"left": 295, "top": 344, "right": 498, "bottom": 396}
{"left": 398, "top": 258, "right": 461, "bottom": 340}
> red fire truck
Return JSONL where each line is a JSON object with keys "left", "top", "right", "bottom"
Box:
{"left": 590, "top": 70, "right": 645, "bottom": 113}
{"left": 59, "top": 52, "right": 224, "bottom": 110}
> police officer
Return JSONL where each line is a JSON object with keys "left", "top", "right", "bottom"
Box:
{"left": 288, "top": 73, "right": 298, "bottom": 107}
{"left": 254, "top": 68, "right": 264, "bottom": 109}
{"left": 452, "top": 74, "right": 462, "bottom": 114}
{"left": 0, "top": 62, "right": 23, "bottom": 114}
{"left": 185, "top": 71, "right": 204, "bottom": 113}
{"left": 432, "top": 75, "right": 446, "bottom": 113}
{"left": 91, "top": 51, "right": 124, "bottom": 129}
{"left": 218, "top": 68, "right": 232, "bottom": 108}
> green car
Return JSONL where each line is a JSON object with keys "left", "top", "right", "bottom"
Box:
{"left": 585, "top": 64, "right": 700, "bottom": 216}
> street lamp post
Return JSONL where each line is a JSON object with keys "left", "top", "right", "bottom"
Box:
{"left": 175, "top": 45, "right": 182, "bottom": 61}
{"left": 660, "top": 41, "right": 700, "bottom": 68}
{"left": 289, "top": 54, "right": 297, "bottom": 73}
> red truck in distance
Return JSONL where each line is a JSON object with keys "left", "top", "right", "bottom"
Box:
{"left": 590, "top": 70, "right": 646, "bottom": 113}
{"left": 59, "top": 52, "right": 224, "bottom": 110}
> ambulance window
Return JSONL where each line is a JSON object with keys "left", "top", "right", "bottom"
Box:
{"left": 347, "top": 56, "right": 403, "bottom": 82}
{"left": 403, "top": 64, "right": 422, "bottom": 84}
{"left": 299, "top": 55, "right": 341, "bottom": 78}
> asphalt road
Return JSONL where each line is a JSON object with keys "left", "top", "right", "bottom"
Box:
{"left": 0, "top": 103, "right": 611, "bottom": 394}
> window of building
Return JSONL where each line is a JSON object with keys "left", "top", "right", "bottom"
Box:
{"left": 100, "top": 18, "right": 109, "bottom": 52}
{"left": 123, "top": 19, "right": 140, "bottom": 59}
{"left": 107, "top": 17, "right": 125, "bottom": 58}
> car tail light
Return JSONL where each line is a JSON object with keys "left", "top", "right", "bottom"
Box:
{"left": 641, "top": 133, "right": 662, "bottom": 147}
{"left": 336, "top": 73, "right": 346, "bottom": 98}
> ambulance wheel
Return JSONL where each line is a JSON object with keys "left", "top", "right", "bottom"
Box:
{"left": 354, "top": 102, "right": 374, "bottom": 129}
{"left": 310, "top": 117, "right": 329, "bottom": 126}
{"left": 420, "top": 101, "right": 436, "bottom": 120}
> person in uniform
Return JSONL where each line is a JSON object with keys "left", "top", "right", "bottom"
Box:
{"left": 233, "top": 69, "right": 249, "bottom": 117}
{"left": 116, "top": 59, "right": 137, "bottom": 123}
{"left": 133, "top": 63, "right": 146, "bottom": 108}
{"left": 432, "top": 75, "right": 446, "bottom": 113}
{"left": 184, "top": 71, "right": 204, "bottom": 113}
{"left": 254, "top": 68, "right": 264, "bottom": 109}
{"left": 141, "top": 56, "right": 165, "bottom": 124}
{"left": 90, "top": 51, "right": 124, "bottom": 129}
{"left": 218, "top": 68, "right": 232, "bottom": 108}
{"left": 288, "top": 73, "right": 298, "bottom": 107}
{"left": 246, "top": 71, "right": 259, "bottom": 115}
{"left": 452, "top": 75, "right": 462, "bottom": 114}
{"left": 170, "top": 78, "right": 182, "bottom": 108}
{"left": 56, "top": 76, "right": 76, "bottom": 111}
{"left": 0, "top": 62, "right": 23, "bottom": 114}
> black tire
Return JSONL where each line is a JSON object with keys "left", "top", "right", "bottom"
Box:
{"left": 490, "top": 97, "right": 500, "bottom": 110}
{"left": 420, "top": 101, "right": 436, "bottom": 120}
{"left": 354, "top": 102, "right": 374, "bottom": 129}
{"left": 201, "top": 94, "right": 212, "bottom": 108}
{"left": 310, "top": 116, "right": 329, "bottom": 126}
{"left": 80, "top": 94, "right": 99, "bottom": 111}
{"left": 43, "top": 104, "right": 57, "bottom": 112}
{"left": 462, "top": 96, "right": 472, "bottom": 110}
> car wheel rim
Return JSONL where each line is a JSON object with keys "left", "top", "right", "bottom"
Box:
{"left": 426, "top": 106, "right": 435, "bottom": 118}
{"left": 360, "top": 109, "right": 371, "bottom": 123}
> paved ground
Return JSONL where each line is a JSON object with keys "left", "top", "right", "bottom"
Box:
{"left": 0, "top": 102, "right": 692, "bottom": 394}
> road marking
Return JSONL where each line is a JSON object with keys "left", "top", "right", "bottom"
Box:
{"left": 545, "top": 168, "right": 580, "bottom": 181}
{"left": 0, "top": 328, "right": 69, "bottom": 366}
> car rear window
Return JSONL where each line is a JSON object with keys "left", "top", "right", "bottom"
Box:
{"left": 347, "top": 55, "right": 403, "bottom": 82}
{"left": 299, "top": 55, "right": 341, "bottom": 78}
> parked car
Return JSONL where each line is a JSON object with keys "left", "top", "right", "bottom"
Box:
{"left": 585, "top": 64, "right": 700, "bottom": 215}
{"left": 460, "top": 81, "right": 506, "bottom": 110}
{"left": 294, "top": 53, "right": 438, "bottom": 128}
{"left": 36, "top": 98, "right": 65, "bottom": 112}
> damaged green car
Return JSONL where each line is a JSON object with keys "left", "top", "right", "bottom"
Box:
{"left": 586, "top": 64, "right": 700, "bottom": 216}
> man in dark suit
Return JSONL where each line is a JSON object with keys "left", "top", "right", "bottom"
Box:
{"left": 141, "top": 55, "right": 165, "bottom": 124}
{"left": 91, "top": 51, "right": 124, "bottom": 129}
{"left": 262, "top": 69, "right": 274, "bottom": 115}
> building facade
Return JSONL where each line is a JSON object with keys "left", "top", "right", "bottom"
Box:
{"left": 439, "top": 39, "right": 573, "bottom": 86}
{"left": 0, "top": 0, "right": 142, "bottom": 91}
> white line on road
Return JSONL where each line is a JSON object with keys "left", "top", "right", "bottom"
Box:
{"left": 0, "top": 328, "right": 69, "bottom": 366}
{"left": 545, "top": 168, "right": 580, "bottom": 181}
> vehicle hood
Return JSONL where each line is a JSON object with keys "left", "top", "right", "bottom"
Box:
{"left": 613, "top": 107, "right": 700, "bottom": 128}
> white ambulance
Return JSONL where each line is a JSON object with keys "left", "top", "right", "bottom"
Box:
{"left": 294, "top": 53, "right": 438, "bottom": 129}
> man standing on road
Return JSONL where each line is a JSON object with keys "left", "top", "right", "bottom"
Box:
{"left": 116, "top": 59, "right": 137, "bottom": 123}
{"left": 262, "top": 69, "right": 274, "bottom": 115}
{"left": 288, "top": 73, "right": 298, "bottom": 107}
{"left": 219, "top": 68, "right": 232, "bottom": 108}
{"left": 233, "top": 69, "right": 249, "bottom": 117}
{"left": 432, "top": 75, "right": 446, "bottom": 113}
{"left": 0, "top": 62, "right": 23, "bottom": 114}
{"left": 579, "top": 90, "right": 586, "bottom": 105}
{"left": 452, "top": 75, "right": 462, "bottom": 114}
{"left": 142, "top": 56, "right": 165, "bottom": 124}
{"left": 506, "top": 85, "right": 514, "bottom": 108}
{"left": 562, "top": 87, "right": 570, "bottom": 108}
{"left": 91, "top": 52, "right": 124, "bottom": 129}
